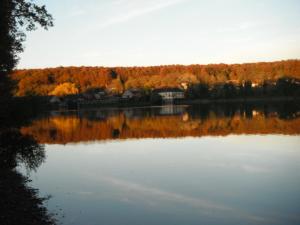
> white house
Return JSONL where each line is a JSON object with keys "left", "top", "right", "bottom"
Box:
{"left": 155, "top": 88, "right": 185, "bottom": 102}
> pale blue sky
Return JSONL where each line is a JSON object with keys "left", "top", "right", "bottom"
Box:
{"left": 18, "top": 0, "right": 300, "bottom": 68}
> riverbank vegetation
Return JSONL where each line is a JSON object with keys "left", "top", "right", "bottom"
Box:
{"left": 11, "top": 60, "right": 300, "bottom": 100}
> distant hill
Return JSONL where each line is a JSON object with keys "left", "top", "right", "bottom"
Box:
{"left": 11, "top": 60, "right": 300, "bottom": 97}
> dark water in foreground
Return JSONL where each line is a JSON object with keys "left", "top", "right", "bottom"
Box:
{"left": 18, "top": 104, "right": 300, "bottom": 225}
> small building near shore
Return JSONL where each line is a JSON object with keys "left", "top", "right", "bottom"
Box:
{"left": 94, "top": 90, "right": 107, "bottom": 100}
{"left": 49, "top": 96, "right": 62, "bottom": 104}
{"left": 154, "top": 88, "right": 185, "bottom": 102}
{"left": 122, "top": 88, "right": 143, "bottom": 99}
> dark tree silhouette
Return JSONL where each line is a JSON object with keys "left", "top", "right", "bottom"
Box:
{"left": 0, "top": 0, "right": 53, "bottom": 97}
{"left": 0, "top": 3, "right": 54, "bottom": 224}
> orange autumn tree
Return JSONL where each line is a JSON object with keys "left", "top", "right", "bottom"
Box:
{"left": 49, "top": 82, "right": 79, "bottom": 96}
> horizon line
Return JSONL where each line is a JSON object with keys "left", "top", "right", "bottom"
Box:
{"left": 15, "top": 59, "right": 300, "bottom": 70}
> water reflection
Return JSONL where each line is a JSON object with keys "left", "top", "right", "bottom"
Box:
{"left": 0, "top": 128, "right": 55, "bottom": 225}
{"left": 0, "top": 129, "right": 45, "bottom": 170}
{"left": 21, "top": 102, "right": 300, "bottom": 144}
{"left": 29, "top": 136, "right": 300, "bottom": 225}
{"left": 9, "top": 102, "right": 300, "bottom": 225}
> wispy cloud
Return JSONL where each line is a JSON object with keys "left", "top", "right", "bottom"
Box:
{"left": 97, "top": 0, "right": 188, "bottom": 30}
{"left": 85, "top": 174, "right": 275, "bottom": 223}
{"left": 99, "top": 175, "right": 231, "bottom": 211}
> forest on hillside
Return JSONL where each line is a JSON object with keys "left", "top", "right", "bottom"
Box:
{"left": 10, "top": 60, "right": 300, "bottom": 98}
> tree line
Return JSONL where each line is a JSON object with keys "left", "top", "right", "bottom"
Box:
{"left": 11, "top": 60, "right": 300, "bottom": 98}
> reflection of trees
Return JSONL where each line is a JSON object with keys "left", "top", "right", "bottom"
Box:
{"left": 0, "top": 127, "right": 54, "bottom": 225}
{"left": 0, "top": 129, "right": 45, "bottom": 170}
{"left": 20, "top": 103, "right": 300, "bottom": 144}
{"left": 0, "top": 169, "right": 55, "bottom": 225}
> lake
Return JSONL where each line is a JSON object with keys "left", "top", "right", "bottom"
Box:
{"left": 18, "top": 103, "right": 300, "bottom": 225}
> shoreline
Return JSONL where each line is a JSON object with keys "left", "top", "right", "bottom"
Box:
{"left": 176, "top": 96, "right": 300, "bottom": 105}
{"left": 3, "top": 96, "right": 300, "bottom": 113}
{"left": 76, "top": 96, "right": 300, "bottom": 109}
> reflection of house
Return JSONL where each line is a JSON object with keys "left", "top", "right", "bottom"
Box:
{"left": 159, "top": 105, "right": 186, "bottom": 115}
{"left": 252, "top": 110, "right": 260, "bottom": 117}
{"left": 155, "top": 88, "right": 185, "bottom": 102}
{"left": 122, "top": 88, "right": 143, "bottom": 99}
{"left": 182, "top": 112, "right": 189, "bottom": 121}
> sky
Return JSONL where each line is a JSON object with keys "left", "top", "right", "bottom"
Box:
{"left": 18, "top": 0, "right": 300, "bottom": 69}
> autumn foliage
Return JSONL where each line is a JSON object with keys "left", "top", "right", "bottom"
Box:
{"left": 49, "top": 82, "right": 79, "bottom": 96}
{"left": 10, "top": 60, "right": 300, "bottom": 96}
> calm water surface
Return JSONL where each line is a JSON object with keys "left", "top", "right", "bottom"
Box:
{"left": 19, "top": 104, "right": 300, "bottom": 225}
